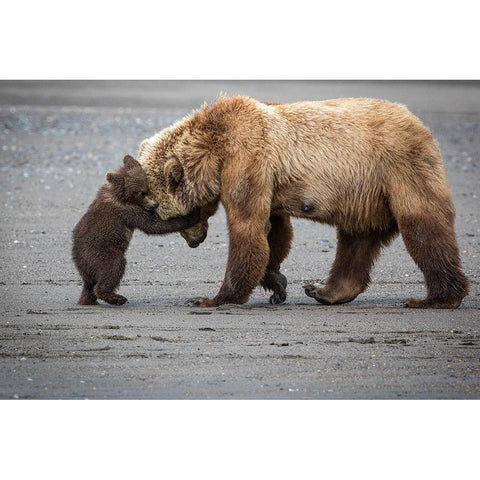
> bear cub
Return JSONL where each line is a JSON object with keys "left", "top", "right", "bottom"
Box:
{"left": 72, "top": 155, "right": 199, "bottom": 306}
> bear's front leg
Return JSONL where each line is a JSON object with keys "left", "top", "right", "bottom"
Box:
{"left": 187, "top": 214, "right": 270, "bottom": 307}
{"left": 259, "top": 213, "right": 293, "bottom": 304}
{"left": 261, "top": 268, "right": 288, "bottom": 305}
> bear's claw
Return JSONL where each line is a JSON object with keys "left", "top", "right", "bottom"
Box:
{"left": 304, "top": 284, "right": 336, "bottom": 305}
{"left": 269, "top": 290, "right": 287, "bottom": 305}
{"left": 261, "top": 270, "right": 288, "bottom": 305}
{"left": 304, "top": 283, "right": 318, "bottom": 298}
{"left": 185, "top": 297, "right": 206, "bottom": 307}
{"left": 304, "top": 283, "right": 356, "bottom": 305}
{"left": 186, "top": 296, "right": 218, "bottom": 307}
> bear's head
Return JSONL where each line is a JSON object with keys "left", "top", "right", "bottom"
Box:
{"left": 178, "top": 199, "right": 219, "bottom": 247}
{"left": 180, "top": 221, "right": 208, "bottom": 248}
{"left": 138, "top": 115, "right": 223, "bottom": 243}
{"left": 105, "top": 155, "right": 159, "bottom": 212}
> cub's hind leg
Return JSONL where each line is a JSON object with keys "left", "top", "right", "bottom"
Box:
{"left": 78, "top": 278, "right": 98, "bottom": 305}
{"left": 94, "top": 253, "right": 128, "bottom": 306}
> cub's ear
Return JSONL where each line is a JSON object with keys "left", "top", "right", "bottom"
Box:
{"left": 164, "top": 158, "right": 184, "bottom": 194}
{"left": 123, "top": 155, "right": 140, "bottom": 169}
{"left": 106, "top": 172, "right": 123, "bottom": 186}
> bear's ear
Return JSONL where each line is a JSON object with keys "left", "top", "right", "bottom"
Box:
{"left": 164, "top": 158, "right": 184, "bottom": 194}
{"left": 123, "top": 155, "right": 139, "bottom": 169}
{"left": 106, "top": 172, "right": 122, "bottom": 186}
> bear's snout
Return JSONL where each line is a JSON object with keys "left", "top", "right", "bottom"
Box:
{"left": 144, "top": 200, "right": 159, "bottom": 211}
{"left": 187, "top": 239, "right": 200, "bottom": 248}
{"left": 180, "top": 221, "right": 208, "bottom": 248}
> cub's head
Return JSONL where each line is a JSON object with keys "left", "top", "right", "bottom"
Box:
{"left": 106, "top": 155, "right": 159, "bottom": 212}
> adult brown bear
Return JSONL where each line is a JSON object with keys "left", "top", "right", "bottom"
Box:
{"left": 138, "top": 96, "right": 469, "bottom": 309}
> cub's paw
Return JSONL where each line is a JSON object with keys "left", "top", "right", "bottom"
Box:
{"left": 186, "top": 297, "right": 217, "bottom": 308}
{"left": 105, "top": 294, "right": 128, "bottom": 306}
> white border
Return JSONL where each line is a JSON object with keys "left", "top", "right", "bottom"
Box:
{"left": 2, "top": 1, "right": 479, "bottom": 79}
{"left": 1, "top": 400, "right": 478, "bottom": 479}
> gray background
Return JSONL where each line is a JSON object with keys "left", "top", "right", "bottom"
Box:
{"left": 0, "top": 81, "right": 479, "bottom": 399}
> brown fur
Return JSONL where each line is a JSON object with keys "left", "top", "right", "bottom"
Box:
{"left": 72, "top": 155, "right": 199, "bottom": 305}
{"left": 259, "top": 213, "right": 293, "bottom": 304}
{"left": 138, "top": 96, "right": 469, "bottom": 309}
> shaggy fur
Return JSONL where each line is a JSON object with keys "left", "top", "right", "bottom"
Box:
{"left": 72, "top": 155, "right": 199, "bottom": 305}
{"left": 138, "top": 96, "right": 469, "bottom": 308}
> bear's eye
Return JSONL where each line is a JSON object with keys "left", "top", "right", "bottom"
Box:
{"left": 139, "top": 192, "right": 147, "bottom": 198}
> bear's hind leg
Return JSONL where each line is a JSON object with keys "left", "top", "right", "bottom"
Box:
{"left": 260, "top": 214, "right": 293, "bottom": 304}
{"left": 94, "top": 254, "right": 128, "bottom": 306}
{"left": 304, "top": 228, "right": 396, "bottom": 305}
{"left": 398, "top": 215, "right": 469, "bottom": 308}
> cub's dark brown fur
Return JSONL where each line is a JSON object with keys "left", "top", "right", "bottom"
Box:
{"left": 72, "top": 155, "right": 199, "bottom": 306}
